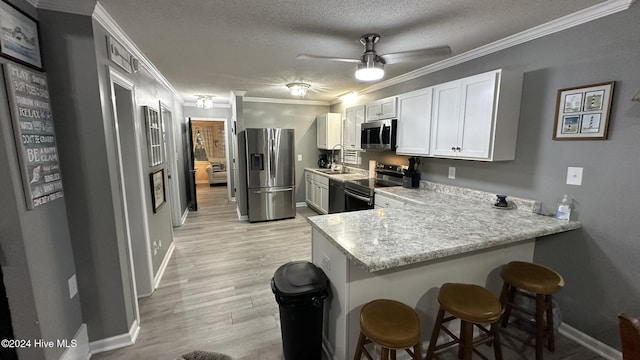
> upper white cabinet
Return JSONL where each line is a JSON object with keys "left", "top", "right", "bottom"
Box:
{"left": 343, "top": 105, "right": 365, "bottom": 151}
{"left": 396, "top": 87, "right": 433, "bottom": 156}
{"left": 317, "top": 113, "right": 342, "bottom": 149}
{"left": 431, "top": 69, "right": 523, "bottom": 161}
{"left": 365, "top": 96, "right": 397, "bottom": 121}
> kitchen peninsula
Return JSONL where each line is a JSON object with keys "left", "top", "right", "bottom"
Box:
{"left": 307, "top": 184, "right": 581, "bottom": 360}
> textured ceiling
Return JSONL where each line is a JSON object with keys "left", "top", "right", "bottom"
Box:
{"left": 96, "top": 0, "right": 606, "bottom": 103}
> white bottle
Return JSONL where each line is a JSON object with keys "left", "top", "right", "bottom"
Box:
{"left": 556, "top": 194, "right": 571, "bottom": 221}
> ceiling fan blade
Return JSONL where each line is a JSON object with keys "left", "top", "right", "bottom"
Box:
{"left": 297, "top": 54, "right": 362, "bottom": 64}
{"left": 380, "top": 45, "right": 452, "bottom": 64}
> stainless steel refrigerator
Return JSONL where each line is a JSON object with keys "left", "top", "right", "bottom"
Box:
{"left": 245, "top": 128, "right": 296, "bottom": 222}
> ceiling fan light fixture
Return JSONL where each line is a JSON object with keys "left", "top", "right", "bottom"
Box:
{"left": 355, "top": 62, "right": 384, "bottom": 81}
{"left": 287, "top": 82, "right": 311, "bottom": 97}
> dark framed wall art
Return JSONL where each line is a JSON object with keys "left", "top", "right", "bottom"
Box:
{"left": 553, "top": 81, "right": 615, "bottom": 140}
{"left": 0, "top": 0, "right": 42, "bottom": 70}
{"left": 150, "top": 169, "right": 165, "bottom": 213}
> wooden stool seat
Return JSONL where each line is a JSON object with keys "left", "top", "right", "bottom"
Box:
{"left": 426, "top": 283, "right": 503, "bottom": 360}
{"left": 500, "top": 261, "right": 564, "bottom": 295}
{"left": 499, "top": 261, "right": 564, "bottom": 360}
{"left": 354, "top": 299, "right": 422, "bottom": 360}
{"left": 439, "top": 283, "right": 502, "bottom": 324}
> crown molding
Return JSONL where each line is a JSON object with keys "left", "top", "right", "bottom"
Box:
{"left": 358, "top": 0, "right": 636, "bottom": 96}
{"left": 92, "top": 3, "right": 183, "bottom": 103}
{"left": 35, "top": 0, "right": 96, "bottom": 15}
{"left": 244, "top": 97, "right": 330, "bottom": 106}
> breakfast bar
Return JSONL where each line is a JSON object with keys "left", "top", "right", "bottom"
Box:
{"left": 306, "top": 185, "right": 581, "bottom": 360}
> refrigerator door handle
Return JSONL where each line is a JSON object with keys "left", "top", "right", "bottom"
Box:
{"left": 253, "top": 187, "right": 294, "bottom": 194}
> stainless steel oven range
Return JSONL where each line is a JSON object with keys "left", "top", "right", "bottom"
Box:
{"left": 344, "top": 164, "right": 404, "bottom": 212}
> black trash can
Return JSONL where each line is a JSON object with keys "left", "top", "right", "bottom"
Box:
{"left": 271, "top": 261, "right": 329, "bottom": 360}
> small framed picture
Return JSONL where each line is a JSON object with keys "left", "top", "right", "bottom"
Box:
{"left": 553, "top": 81, "right": 614, "bottom": 140}
{"left": 150, "top": 169, "right": 166, "bottom": 213}
{"left": 0, "top": 0, "right": 42, "bottom": 70}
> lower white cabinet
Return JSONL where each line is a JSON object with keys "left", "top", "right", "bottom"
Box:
{"left": 396, "top": 87, "right": 433, "bottom": 155}
{"left": 305, "top": 171, "right": 329, "bottom": 214}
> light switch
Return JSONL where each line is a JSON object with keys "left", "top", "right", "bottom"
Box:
{"left": 297, "top": 154, "right": 302, "bottom": 161}
{"left": 448, "top": 167, "right": 456, "bottom": 179}
{"left": 566, "top": 167, "right": 583, "bottom": 185}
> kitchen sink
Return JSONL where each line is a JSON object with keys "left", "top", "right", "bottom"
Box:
{"left": 316, "top": 169, "right": 348, "bottom": 175}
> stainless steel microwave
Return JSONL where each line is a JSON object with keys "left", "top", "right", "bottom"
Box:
{"left": 361, "top": 119, "right": 397, "bottom": 151}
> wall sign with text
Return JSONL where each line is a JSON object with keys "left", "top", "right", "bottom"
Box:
{"left": 3, "top": 63, "right": 63, "bottom": 209}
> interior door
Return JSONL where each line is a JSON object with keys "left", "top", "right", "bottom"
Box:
{"left": 186, "top": 118, "right": 197, "bottom": 211}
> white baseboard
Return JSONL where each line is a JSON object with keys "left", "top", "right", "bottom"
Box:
{"left": 180, "top": 208, "right": 189, "bottom": 225}
{"left": 58, "top": 323, "right": 90, "bottom": 360}
{"left": 296, "top": 202, "right": 307, "bottom": 208}
{"left": 89, "top": 319, "right": 140, "bottom": 355}
{"left": 236, "top": 206, "right": 248, "bottom": 221}
{"left": 559, "top": 323, "right": 622, "bottom": 360}
{"left": 153, "top": 242, "right": 175, "bottom": 289}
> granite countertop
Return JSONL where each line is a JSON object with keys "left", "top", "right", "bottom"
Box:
{"left": 305, "top": 167, "right": 369, "bottom": 182}
{"left": 307, "top": 185, "right": 581, "bottom": 272}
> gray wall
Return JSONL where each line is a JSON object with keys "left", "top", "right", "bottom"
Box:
{"left": 92, "top": 21, "right": 177, "bottom": 276}
{"left": 243, "top": 101, "right": 330, "bottom": 203}
{"left": 35, "top": 8, "right": 185, "bottom": 344}
{"left": 0, "top": 2, "right": 83, "bottom": 360}
{"left": 332, "top": 6, "right": 640, "bottom": 349}
{"left": 38, "top": 9, "right": 135, "bottom": 342}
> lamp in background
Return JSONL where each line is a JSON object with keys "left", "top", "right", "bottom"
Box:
{"left": 196, "top": 96, "right": 214, "bottom": 109}
{"left": 287, "top": 82, "right": 310, "bottom": 97}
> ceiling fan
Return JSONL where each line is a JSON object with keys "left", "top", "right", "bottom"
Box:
{"left": 297, "top": 33, "right": 451, "bottom": 81}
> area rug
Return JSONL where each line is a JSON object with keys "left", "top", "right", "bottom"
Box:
{"left": 177, "top": 350, "right": 234, "bottom": 360}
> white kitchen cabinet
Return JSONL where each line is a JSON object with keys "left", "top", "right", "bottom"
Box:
{"left": 317, "top": 113, "right": 342, "bottom": 149}
{"left": 365, "top": 96, "right": 397, "bottom": 121}
{"left": 305, "top": 170, "right": 329, "bottom": 214}
{"left": 431, "top": 69, "right": 523, "bottom": 161}
{"left": 396, "top": 87, "right": 433, "bottom": 156}
{"left": 343, "top": 105, "right": 365, "bottom": 151}
{"left": 374, "top": 193, "right": 405, "bottom": 209}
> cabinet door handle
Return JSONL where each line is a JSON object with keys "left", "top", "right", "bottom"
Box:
{"left": 451, "top": 146, "right": 456, "bottom": 151}
{"left": 456, "top": 147, "right": 461, "bottom": 151}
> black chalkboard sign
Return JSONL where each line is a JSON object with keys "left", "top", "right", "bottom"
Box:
{"left": 3, "top": 63, "right": 63, "bottom": 209}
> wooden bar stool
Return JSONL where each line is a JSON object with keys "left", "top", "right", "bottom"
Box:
{"left": 426, "top": 283, "right": 503, "bottom": 360}
{"left": 353, "top": 299, "right": 422, "bottom": 360}
{"left": 499, "top": 261, "right": 564, "bottom": 360}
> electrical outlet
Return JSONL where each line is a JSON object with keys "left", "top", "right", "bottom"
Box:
{"left": 68, "top": 275, "right": 78, "bottom": 299}
{"left": 448, "top": 167, "right": 456, "bottom": 179}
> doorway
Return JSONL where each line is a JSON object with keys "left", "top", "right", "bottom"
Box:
{"left": 189, "top": 118, "right": 231, "bottom": 206}
{"left": 108, "top": 67, "right": 152, "bottom": 311}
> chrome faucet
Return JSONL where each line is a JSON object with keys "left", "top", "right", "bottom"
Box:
{"left": 331, "top": 143, "right": 344, "bottom": 171}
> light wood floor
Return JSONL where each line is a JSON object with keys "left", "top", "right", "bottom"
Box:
{"left": 94, "top": 184, "right": 606, "bottom": 360}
